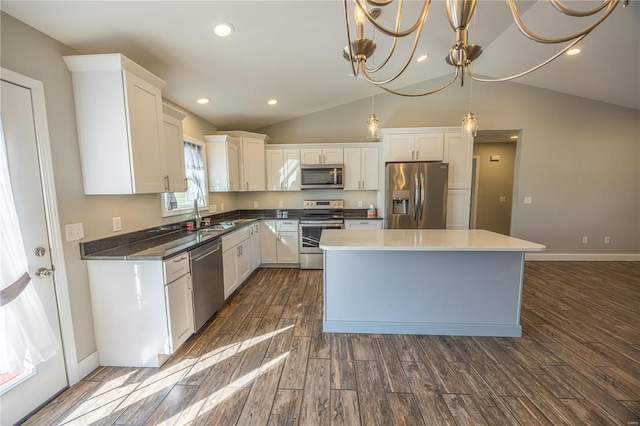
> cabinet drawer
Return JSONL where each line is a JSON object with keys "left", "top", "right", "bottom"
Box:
{"left": 163, "top": 254, "right": 190, "bottom": 284}
{"left": 222, "top": 225, "right": 251, "bottom": 251}
{"left": 277, "top": 220, "right": 298, "bottom": 232}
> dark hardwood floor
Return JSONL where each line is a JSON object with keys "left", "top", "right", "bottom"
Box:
{"left": 25, "top": 262, "right": 640, "bottom": 425}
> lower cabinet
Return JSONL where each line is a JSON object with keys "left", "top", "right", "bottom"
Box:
{"left": 86, "top": 255, "right": 194, "bottom": 367}
{"left": 222, "top": 227, "right": 251, "bottom": 299}
{"left": 447, "top": 188, "right": 472, "bottom": 229}
{"left": 345, "top": 220, "right": 383, "bottom": 229}
{"left": 249, "top": 222, "right": 261, "bottom": 271}
{"left": 260, "top": 220, "right": 299, "bottom": 265}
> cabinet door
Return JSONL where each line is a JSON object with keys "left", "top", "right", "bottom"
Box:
{"left": 227, "top": 141, "right": 240, "bottom": 192}
{"left": 385, "top": 134, "right": 415, "bottom": 161}
{"left": 242, "top": 137, "right": 266, "bottom": 191}
{"left": 249, "top": 224, "right": 261, "bottom": 270}
{"left": 343, "top": 148, "right": 362, "bottom": 190}
{"left": 323, "top": 148, "right": 344, "bottom": 164}
{"left": 300, "top": 148, "right": 323, "bottom": 165}
{"left": 283, "top": 149, "right": 301, "bottom": 190}
{"left": 238, "top": 239, "right": 252, "bottom": 282}
{"left": 444, "top": 133, "right": 473, "bottom": 189}
{"left": 266, "top": 149, "right": 285, "bottom": 191}
{"left": 361, "top": 147, "right": 379, "bottom": 190}
{"left": 415, "top": 133, "right": 444, "bottom": 161}
{"left": 345, "top": 220, "right": 382, "bottom": 229}
{"left": 123, "top": 70, "right": 165, "bottom": 193}
{"left": 222, "top": 247, "right": 239, "bottom": 299}
{"left": 165, "top": 273, "right": 194, "bottom": 352}
{"left": 260, "top": 221, "right": 278, "bottom": 264}
{"left": 277, "top": 232, "right": 299, "bottom": 264}
{"left": 163, "top": 114, "right": 187, "bottom": 192}
{"left": 446, "top": 189, "right": 471, "bottom": 229}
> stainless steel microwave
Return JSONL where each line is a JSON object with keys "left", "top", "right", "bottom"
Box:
{"left": 300, "top": 164, "right": 344, "bottom": 189}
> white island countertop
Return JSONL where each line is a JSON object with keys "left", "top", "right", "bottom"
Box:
{"left": 320, "top": 229, "right": 545, "bottom": 252}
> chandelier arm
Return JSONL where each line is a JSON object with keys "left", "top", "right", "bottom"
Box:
{"left": 467, "top": 36, "right": 586, "bottom": 83}
{"left": 373, "top": 68, "right": 460, "bottom": 97}
{"left": 356, "top": 0, "right": 431, "bottom": 38}
{"left": 507, "top": 0, "right": 619, "bottom": 44}
{"left": 364, "top": 0, "right": 395, "bottom": 6}
{"left": 549, "top": 0, "right": 612, "bottom": 17}
{"left": 343, "top": 0, "right": 360, "bottom": 77}
{"left": 360, "top": 11, "right": 428, "bottom": 85}
{"left": 364, "top": 0, "right": 403, "bottom": 73}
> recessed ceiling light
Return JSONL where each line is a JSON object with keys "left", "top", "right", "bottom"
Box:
{"left": 196, "top": 97, "right": 210, "bottom": 105}
{"left": 214, "top": 22, "right": 234, "bottom": 37}
{"left": 510, "top": 135, "right": 518, "bottom": 139}
{"left": 417, "top": 54, "right": 429, "bottom": 63}
{"left": 566, "top": 48, "right": 582, "bottom": 56}
{"left": 267, "top": 99, "right": 278, "bottom": 106}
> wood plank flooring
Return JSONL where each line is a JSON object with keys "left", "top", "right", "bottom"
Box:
{"left": 24, "top": 261, "right": 640, "bottom": 425}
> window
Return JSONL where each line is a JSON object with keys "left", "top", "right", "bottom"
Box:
{"left": 162, "top": 136, "right": 208, "bottom": 217}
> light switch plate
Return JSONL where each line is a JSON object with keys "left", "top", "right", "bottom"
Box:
{"left": 211, "top": 204, "right": 217, "bottom": 213}
{"left": 65, "top": 222, "right": 84, "bottom": 242}
{"left": 112, "top": 217, "right": 122, "bottom": 232}
{"left": 278, "top": 201, "right": 284, "bottom": 208}
{"left": 524, "top": 197, "right": 532, "bottom": 205}
{"left": 253, "top": 201, "right": 259, "bottom": 208}
{"left": 499, "top": 196, "right": 506, "bottom": 203}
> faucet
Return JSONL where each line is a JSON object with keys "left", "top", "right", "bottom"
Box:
{"left": 193, "top": 199, "right": 202, "bottom": 229}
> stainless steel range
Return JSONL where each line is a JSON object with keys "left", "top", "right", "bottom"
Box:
{"left": 299, "top": 199, "right": 344, "bottom": 269}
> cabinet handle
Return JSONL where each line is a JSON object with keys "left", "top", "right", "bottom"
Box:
{"left": 416, "top": 150, "right": 420, "bottom": 160}
{"left": 246, "top": 182, "right": 249, "bottom": 190}
{"left": 323, "top": 154, "right": 327, "bottom": 164}
{"left": 164, "top": 175, "right": 170, "bottom": 191}
{"left": 173, "top": 255, "right": 188, "bottom": 262}
{"left": 250, "top": 226, "right": 254, "bottom": 235}
{"left": 318, "top": 154, "right": 322, "bottom": 164}
{"left": 183, "top": 178, "right": 188, "bottom": 191}
{"left": 411, "top": 151, "right": 415, "bottom": 160}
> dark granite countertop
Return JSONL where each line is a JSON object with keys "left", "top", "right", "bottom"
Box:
{"left": 80, "top": 208, "right": 382, "bottom": 261}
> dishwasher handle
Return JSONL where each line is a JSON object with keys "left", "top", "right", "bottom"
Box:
{"left": 190, "top": 242, "right": 221, "bottom": 262}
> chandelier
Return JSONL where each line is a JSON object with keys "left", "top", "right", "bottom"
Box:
{"left": 343, "top": 0, "right": 625, "bottom": 97}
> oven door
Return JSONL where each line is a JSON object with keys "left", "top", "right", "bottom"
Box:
{"left": 299, "top": 222, "right": 344, "bottom": 253}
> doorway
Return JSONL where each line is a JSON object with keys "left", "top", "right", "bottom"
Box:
{"left": 470, "top": 130, "right": 518, "bottom": 235}
{"left": 1, "top": 71, "right": 71, "bottom": 425}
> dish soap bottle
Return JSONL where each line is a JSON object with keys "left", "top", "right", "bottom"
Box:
{"left": 367, "top": 204, "right": 376, "bottom": 218}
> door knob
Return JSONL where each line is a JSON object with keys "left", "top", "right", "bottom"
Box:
{"left": 36, "top": 267, "right": 54, "bottom": 279}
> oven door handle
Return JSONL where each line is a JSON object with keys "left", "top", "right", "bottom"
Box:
{"left": 300, "top": 223, "right": 345, "bottom": 229}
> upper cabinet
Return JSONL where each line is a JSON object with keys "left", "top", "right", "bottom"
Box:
{"left": 266, "top": 148, "right": 301, "bottom": 191}
{"left": 383, "top": 132, "right": 444, "bottom": 162}
{"left": 300, "top": 147, "right": 344, "bottom": 165}
{"left": 343, "top": 147, "right": 379, "bottom": 190}
{"left": 162, "top": 104, "right": 187, "bottom": 193}
{"left": 205, "top": 135, "right": 241, "bottom": 192}
{"left": 443, "top": 132, "right": 473, "bottom": 189}
{"left": 217, "top": 131, "right": 269, "bottom": 192}
{"left": 63, "top": 54, "right": 168, "bottom": 194}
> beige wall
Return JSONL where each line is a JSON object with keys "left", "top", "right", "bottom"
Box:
{"left": 472, "top": 143, "right": 517, "bottom": 236}
{"left": 258, "top": 75, "right": 640, "bottom": 255}
{"left": 1, "top": 13, "right": 223, "bottom": 362}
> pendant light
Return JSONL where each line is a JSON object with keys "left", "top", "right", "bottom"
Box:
{"left": 367, "top": 95, "right": 379, "bottom": 141}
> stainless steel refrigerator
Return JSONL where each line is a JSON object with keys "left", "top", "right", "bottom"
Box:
{"left": 386, "top": 162, "right": 449, "bottom": 229}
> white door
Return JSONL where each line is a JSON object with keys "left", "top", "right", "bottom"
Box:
{"left": 1, "top": 81, "right": 67, "bottom": 424}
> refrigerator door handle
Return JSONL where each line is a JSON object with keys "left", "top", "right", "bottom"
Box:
{"left": 414, "top": 173, "right": 420, "bottom": 220}
{"left": 419, "top": 172, "right": 425, "bottom": 221}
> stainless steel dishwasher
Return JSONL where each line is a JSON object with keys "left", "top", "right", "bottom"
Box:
{"left": 190, "top": 239, "right": 224, "bottom": 331}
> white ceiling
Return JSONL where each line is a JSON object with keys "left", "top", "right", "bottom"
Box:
{"left": 2, "top": 1, "right": 638, "bottom": 131}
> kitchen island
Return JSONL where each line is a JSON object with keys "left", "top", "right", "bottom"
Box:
{"left": 319, "top": 229, "right": 545, "bottom": 337}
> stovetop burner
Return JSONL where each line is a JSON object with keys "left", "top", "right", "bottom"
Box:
{"left": 302, "top": 200, "right": 344, "bottom": 222}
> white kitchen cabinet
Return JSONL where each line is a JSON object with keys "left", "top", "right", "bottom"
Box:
{"left": 85, "top": 253, "right": 194, "bottom": 367}
{"left": 443, "top": 132, "right": 474, "bottom": 189}
{"left": 266, "top": 148, "right": 301, "bottom": 191}
{"left": 383, "top": 132, "right": 444, "bottom": 162}
{"left": 345, "top": 220, "right": 383, "bottom": 229}
{"left": 63, "top": 54, "right": 167, "bottom": 194}
{"left": 205, "top": 135, "right": 241, "bottom": 192}
{"left": 222, "top": 226, "right": 252, "bottom": 298}
{"left": 301, "top": 147, "right": 344, "bottom": 165}
{"left": 249, "top": 223, "right": 262, "bottom": 271}
{"left": 162, "top": 104, "right": 187, "bottom": 193}
{"left": 217, "top": 131, "right": 269, "bottom": 191}
{"left": 343, "top": 147, "right": 379, "bottom": 190}
{"left": 260, "top": 220, "right": 299, "bottom": 265}
{"left": 447, "top": 188, "right": 472, "bottom": 229}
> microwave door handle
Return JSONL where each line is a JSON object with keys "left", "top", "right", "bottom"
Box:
{"left": 334, "top": 168, "right": 337, "bottom": 185}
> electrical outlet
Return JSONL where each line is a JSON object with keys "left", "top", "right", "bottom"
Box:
{"left": 278, "top": 201, "right": 284, "bottom": 208}
{"left": 221, "top": 203, "right": 224, "bottom": 211}
{"left": 524, "top": 197, "right": 532, "bottom": 205}
{"left": 253, "top": 201, "right": 259, "bottom": 208}
{"left": 358, "top": 200, "right": 363, "bottom": 208}
{"left": 582, "top": 236, "right": 588, "bottom": 244}
{"left": 211, "top": 204, "right": 217, "bottom": 213}
{"left": 499, "top": 196, "right": 506, "bottom": 203}
{"left": 604, "top": 236, "right": 610, "bottom": 244}
{"left": 64, "top": 222, "right": 84, "bottom": 242}
{"left": 112, "top": 217, "right": 122, "bottom": 232}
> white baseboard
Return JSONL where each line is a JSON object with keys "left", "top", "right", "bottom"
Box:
{"left": 76, "top": 351, "right": 100, "bottom": 381}
{"left": 526, "top": 253, "right": 640, "bottom": 261}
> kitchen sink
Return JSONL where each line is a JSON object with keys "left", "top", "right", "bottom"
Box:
{"left": 200, "top": 222, "right": 236, "bottom": 231}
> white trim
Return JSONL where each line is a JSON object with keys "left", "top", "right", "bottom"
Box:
{"left": 76, "top": 351, "right": 100, "bottom": 380}
{"left": 526, "top": 253, "right": 640, "bottom": 261}
{"left": 1, "top": 68, "right": 79, "bottom": 385}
